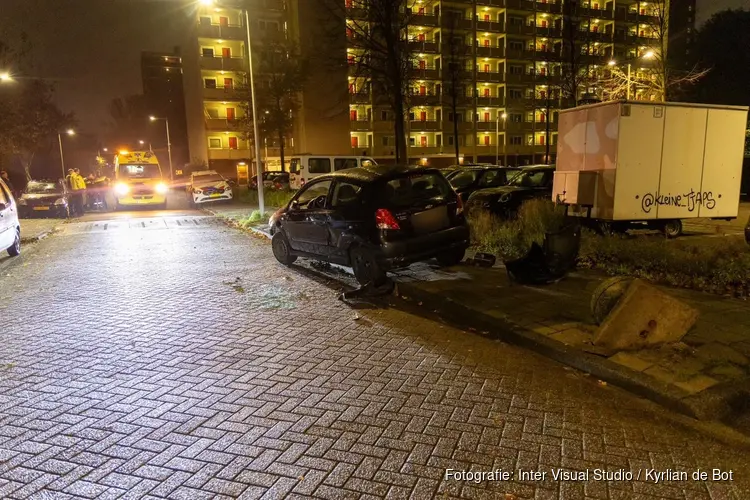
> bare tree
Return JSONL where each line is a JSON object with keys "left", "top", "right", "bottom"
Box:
{"left": 237, "top": 41, "right": 307, "bottom": 173}
{"left": 624, "top": 2, "right": 708, "bottom": 101}
{"left": 558, "top": 3, "right": 597, "bottom": 107}
{"left": 442, "top": 11, "right": 467, "bottom": 164}
{"left": 318, "top": 0, "right": 418, "bottom": 163}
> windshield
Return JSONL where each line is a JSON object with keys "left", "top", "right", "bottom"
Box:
{"left": 26, "top": 182, "right": 61, "bottom": 194}
{"left": 508, "top": 170, "right": 548, "bottom": 188}
{"left": 119, "top": 164, "right": 161, "bottom": 179}
{"left": 380, "top": 173, "right": 453, "bottom": 208}
{"left": 446, "top": 170, "right": 479, "bottom": 190}
{"left": 194, "top": 174, "right": 223, "bottom": 183}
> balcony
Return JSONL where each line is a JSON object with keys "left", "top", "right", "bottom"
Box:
{"left": 203, "top": 87, "right": 242, "bottom": 100}
{"left": 409, "top": 94, "right": 441, "bottom": 106}
{"left": 409, "top": 146, "right": 442, "bottom": 155}
{"left": 350, "top": 92, "right": 371, "bottom": 104}
{"left": 208, "top": 148, "right": 252, "bottom": 160}
{"left": 476, "top": 71, "right": 503, "bottom": 83}
{"left": 580, "top": 7, "right": 614, "bottom": 20}
{"left": 476, "top": 20, "right": 505, "bottom": 33}
{"left": 585, "top": 31, "right": 614, "bottom": 43}
{"left": 197, "top": 22, "right": 246, "bottom": 40}
{"left": 476, "top": 46, "right": 505, "bottom": 58}
{"left": 476, "top": 121, "right": 501, "bottom": 131}
{"left": 535, "top": 26, "right": 563, "bottom": 38}
{"left": 505, "top": 48, "right": 537, "bottom": 60}
{"left": 476, "top": 97, "right": 505, "bottom": 107}
{"left": 206, "top": 118, "right": 244, "bottom": 132}
{"left": 350, "top": 120, "right": 372, "bottom": 131}
{"left": 408, "top": 41, "right": 439, "bottom": 53}
{"left": 409, "top": 13, "right": 439, "bottom": 27}
{"left": 476, "top": 0, "right": 506, "bottom": 7}
{"left": 535, "top": 2, "right": 563, "bottom": 14}
{"left": 506, "top": 97, "right": 528, "bottom": 108}
{"left": 410, "top": 68, "right": 440, "bottom": 80}
{"left": 200, "top": 55, "right": 246, "bottom": 72}
{"left": 505, "top": 23, "right": 536, "bottom": 36}
{"left": 410, "top": 120, "right": 441, "bottom": 131}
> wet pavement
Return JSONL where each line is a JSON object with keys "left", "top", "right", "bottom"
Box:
{"left": 1, "top": 211, "right": 750, "bottom": 499}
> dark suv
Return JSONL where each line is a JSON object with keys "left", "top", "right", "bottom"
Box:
{"left": 467, "top": 165, "right": 555, "bottom": 218}
{"left": 269, "top": 165, "right": 470, "bottom": 285}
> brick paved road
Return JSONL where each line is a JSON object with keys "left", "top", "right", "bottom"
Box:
{"left": 1, "top": 214, "right": 749, "bottom": 499}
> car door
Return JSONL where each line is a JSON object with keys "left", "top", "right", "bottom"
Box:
{"left": 327, "top": 180, "right": 367, "bottom": 262}
{"left": 0, "top": 181, "right": 15, "bottom": 249}
{"left": 283, "top": 179, "right": 333, "bottom": 255}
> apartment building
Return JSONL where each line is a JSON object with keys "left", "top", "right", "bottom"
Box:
{"left": 346, "top": 0, "right": 665, "bottom": 166}
{"left": 141, "top": 50, "right": 190, "bottom": 168}
{"left": 668, "top": 0, "right": 696, "bottom": 68}
{"left": 183, "top": 0, "right": 350, "bottom": 177}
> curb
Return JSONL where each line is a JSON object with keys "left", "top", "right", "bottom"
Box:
{"left": 20, "top": 230, "right": 52, "bottom": 244}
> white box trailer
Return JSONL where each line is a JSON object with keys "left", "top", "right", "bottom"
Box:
{"left": 553, "top": 100, "right": 749, "bottom": 236}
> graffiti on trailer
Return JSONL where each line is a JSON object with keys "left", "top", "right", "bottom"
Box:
{"left": 640, "top": 189, "right": 717, "bottom": 214}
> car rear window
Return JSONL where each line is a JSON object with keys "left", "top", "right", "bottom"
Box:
{"left": 379, "top": 173, "right": 454, "bottom": 208}
{"left": 447, "top": 170, "right": 479, "bottom": 189}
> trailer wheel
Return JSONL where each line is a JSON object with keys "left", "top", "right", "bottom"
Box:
{"left": 661, "top": 219, "right": 683, "bottom": 239}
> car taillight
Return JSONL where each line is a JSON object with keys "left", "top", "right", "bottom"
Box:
{"left": 375, "top": 208, "right": 400, "bottom": 230}
{"left": 456, "top": 195, "right": 464, "bottom": 215}
{"left": 274, "top": 182, "right": 282, "bottom": 190}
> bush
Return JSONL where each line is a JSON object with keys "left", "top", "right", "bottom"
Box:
{"left": 579, "top": 233, "right": 750, "bottom": 295}
{"left": 467, "top": 199, "right": 750, "bottom": 296}
{"left": 468, "top": 199, "right": 566, "bottom": 260}
{"left": 236, "top": 188, "right": 294, "bottom": 208}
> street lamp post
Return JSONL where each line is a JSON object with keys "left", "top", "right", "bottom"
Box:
{"left": 495, "top": 112, "right": 507, "bottom": 166}
{"left": 57, "top": 129, "right": 75, "bottom": 180}
{"left": 149, "top": 116, "right": 173, "bottom": 181}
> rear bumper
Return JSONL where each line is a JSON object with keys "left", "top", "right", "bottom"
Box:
{"left": 376, "top": 225, "right": 470, "bottom": 269}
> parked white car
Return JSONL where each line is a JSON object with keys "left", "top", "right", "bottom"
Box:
{"left": 189, "top": 170, "right": 234, "bottom": 205}
{"left": 0, "top": 178, "right": 21, "bottom": 257}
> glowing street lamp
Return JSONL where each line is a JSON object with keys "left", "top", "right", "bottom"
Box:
{"left": 0, "top": 72, "right": 12, "bottom": 82}
{"left": 608, "top": 50, "right": 657, "bottom": 100}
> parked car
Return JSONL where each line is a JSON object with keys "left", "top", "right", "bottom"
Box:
{"left": 188, "top": 170, "right": 233, "bottom": 205}
{"left": 289, "top": 155, "right": 377, "bottom": 190}
{"left": 467, "top": 165, "right": 556, "bottom": 218}
{"left": 251, "top": 171, "right": 290, "bottom": 190}
{"left": 445, "top": 166, "right": 522, "bottom": 202}
{"left": 0, "top": 177, "right": 21, "bottom": 257}
{"left": 16, "top": 180, "right": 70, "bottom": 218}
{"left": 269, "top": 165, "right": 470, "bottom": 285}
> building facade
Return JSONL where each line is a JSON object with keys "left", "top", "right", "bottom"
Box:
{"left": 668, "top": 0, "right": 696, "bottom": 68}
{"left": 346, "top": 0, "right": 666, "bottom": 166}
{"left": 183, "top": 0, "right": 350, "bottom": 177}
{"left": 141, "top": 50, "right": 190, "bottom": 169}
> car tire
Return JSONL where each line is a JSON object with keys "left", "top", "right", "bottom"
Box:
{"left": 7, "top": 229, "right": 20, "bottom": 257}
{"left": 436, "top": 248, "right": 465, "bottom": 267}
{"left": 350, "top": 246, "right": 386, "bottom": 287}
{"left": 272, "top": 231, "right": 297, "bottom": 265}
{"left": 661, "top": 219, "right": 682, "bottom": 239}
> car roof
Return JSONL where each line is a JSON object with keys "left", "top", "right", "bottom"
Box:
{"left": 192, "top": 170, "right": 218, "bottom": 176}
{"left": 318, "top": 164, "right": 442, "bottom": 183}
{"left": 521, "top": 164, "right": 555, "bottom": 171}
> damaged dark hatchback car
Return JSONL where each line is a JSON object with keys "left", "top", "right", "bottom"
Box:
{"left": 269, "top": 165, "right": 470, "bottom": 286}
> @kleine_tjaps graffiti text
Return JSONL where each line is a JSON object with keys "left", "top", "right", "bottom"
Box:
{"left": 638, "top": 189, "right": 718, "bottom": 214}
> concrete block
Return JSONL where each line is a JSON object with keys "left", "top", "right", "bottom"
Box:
{"left": 673, "top": 375, "right": 720, "bottom": 395}
{"left": 593, "top": 279, "right": 699, "bottom": 351}
{"left": 608, "top": 352, "right": 654, "bottom": 372}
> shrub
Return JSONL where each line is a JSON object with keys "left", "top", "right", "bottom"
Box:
{"left": 236, "top": 188, "right": 294, "bottom": 208}
{"left": 468, "top": 199, "right": 566, "bottom": 260}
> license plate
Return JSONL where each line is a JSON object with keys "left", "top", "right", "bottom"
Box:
{"left": 209, "top": 193, "right": 222, "bottom": 198}
{"left": 33, "top": 206, "right": 51, "bottom": 211}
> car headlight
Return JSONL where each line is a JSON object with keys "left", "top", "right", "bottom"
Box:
{"left": 54, "top": 198, "right": 67, "bottom": 205}
{"left": 17, "top": 198, "right": 27, "bottom": 205}
{"left": 114, "top": 183, "right": 130, "bottom": 196}
{"left": 193, "top": 188, "right": 202, "bottom": 195}
{"left": 155, "top": 183, "right": 168, "bottom": 194}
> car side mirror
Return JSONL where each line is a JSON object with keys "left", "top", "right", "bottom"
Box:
{"left": 0, "top": 202, "right": 7, "bottom": 211}
{"left": 290, "top": 200, "right": 300, "bottom": 211}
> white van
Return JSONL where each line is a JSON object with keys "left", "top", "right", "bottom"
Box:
{"left": 288, "top": 155, "right": 377, "bottom": 190}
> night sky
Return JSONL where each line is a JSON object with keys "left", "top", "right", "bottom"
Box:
{"left": 697, "top": 0, "right": 750, "bottom": 25}
{"left": 0, "top": 0, "right": 191, "bottom": 135}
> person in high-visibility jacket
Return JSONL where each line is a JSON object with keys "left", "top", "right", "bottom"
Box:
{"left": 70, "top": 168, "right": 87, "bottom": 216}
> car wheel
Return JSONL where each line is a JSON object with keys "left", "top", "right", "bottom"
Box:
{"left": 272, "top": 231, "right": 297, "bottom": 265}
{"left": 436, "top": 248, "right": 465, "bottom": 267}
{"left": 7, "top": 229, "right": 20, "bottom": 257}
{"left": 661, "top": 219, "right": 682, "bottom": 239}
{"left": 350, "top": 246, "right": 386, "bottom": 287}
